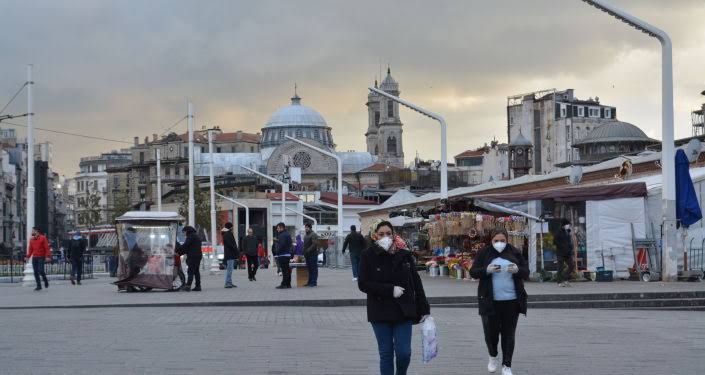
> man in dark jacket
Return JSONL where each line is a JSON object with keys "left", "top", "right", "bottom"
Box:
{"left": 303, "top": 222, "right": 319, "bottom": 287}
{"left": 243, "top": 227, "right": 260, "bottom": 281}
{"left": 222, "top": 222, "right": 239, "bottom": 288}
{"left": 342, "top": 225, "right": 366, "bottom": 281}
{"left": 67, "top": 233, "right": 87, "bottom": 285}
{"left": 274, "top": 222, "right": 292, "bottom": 289}
{"left": 553, "top": 219, "right": 575, "bottom": 287}
{"left": 176, "top": 226, "right": 203, "bottom": 291}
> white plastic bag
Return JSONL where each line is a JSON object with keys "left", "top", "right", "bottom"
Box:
{"left": 421, "top": 316, "right": 438, "bottom": 363}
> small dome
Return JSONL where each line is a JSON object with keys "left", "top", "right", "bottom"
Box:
{"left": 265, "top": 95, "right": 328, "bottom": 128}
{"left": 510, "top": 131, "right": 532, "bottom": 147}
{"left": 380, "top": 67, "right": 399, "bottom": 93}
{"left": 574, "top": 121, "right": 656, "bottom": 146}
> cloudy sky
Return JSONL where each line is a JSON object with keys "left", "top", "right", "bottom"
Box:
{"left": 1, "top": 0, "right": 704, "bottom": 175}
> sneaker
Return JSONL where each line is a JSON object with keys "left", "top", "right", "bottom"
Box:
{"left": 180, "top": 286, "right": 191, "bottom": 292}
{"left": 487, "top": 356, "right": 500, "bottom": 373}
{"left": 253, "top": 276, "right": 257, "bottom": 281}
{"left": 44, "top": 280, "right": 49, "bottom": 288}
{"left": 33, "top": 286, "right": 42, "bottom": 291}
{"left": 501, "top": 366, "right": 513, "bottom": 375}
{"left": 352, "top": 277, "right": 358, "bottom": 282}
{"left": 275, "top": 285, "right": 288, "bottom": 289}
{"left": 225, "top": 284, "right": 233, "bottom": 289}
{"left": 558, "top": 282, "right": 566, "bottom": 287}
{"left": 565, "top": 281, "right": 572, "bottom": 287}
{"left": 192, "top": 286, "right": 202, "bottom": 292}
{"left": 70, "top": 277, "right": 75, "bottom": 285}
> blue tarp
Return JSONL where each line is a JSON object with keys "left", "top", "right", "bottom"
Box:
{"left": 675, "top": 149, "right": 702, "bottom": 228}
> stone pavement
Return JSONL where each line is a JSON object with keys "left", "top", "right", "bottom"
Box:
{"left": 1, "top": 267, "right": 704, "bottom": 309}
{"left": 0, "top": 306, "right": 702, "bottom": 375}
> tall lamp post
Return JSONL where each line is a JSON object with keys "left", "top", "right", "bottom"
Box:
{"left": 368, "top": 87, "right": 448, "bottom": 201}
{"left": 215, "top": 192, "right": 249, "bottom": 242}
{"left": 207, "top": 130, "right": 219, "bottom": 273}
{"left": 155, "top": 149, "right": 162, "bottom": 211}
{"left": 187, "top": 101, "right": 195, "bottom": 227}
{"left": 581, "top": 0, "right": 677, "bottom": 280}
{"left": 285, "top": 135, "right": 343, "bottom": 263}
{"left": 22, "top": 64, "right": 35, "bottom": 286}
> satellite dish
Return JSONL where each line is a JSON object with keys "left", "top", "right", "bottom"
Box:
{"left": 568, "top": 165, "right": 582, "bottom": 185}
{"left": 684, "top": 139, "right": 702, "bottom": 163}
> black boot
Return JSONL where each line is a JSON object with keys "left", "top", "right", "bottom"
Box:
{"left": 44, "top": 279, "right": 49, "bottom": 288}
{"left": 34, "top": 285, "right": 42, "bottom": 291}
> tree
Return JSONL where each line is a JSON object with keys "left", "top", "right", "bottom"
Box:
{"left": 77, "top": 190, "right": 101, "bottom": 248}
{"left": 177, "top": 187, "right": 223, "bottom": 238}
{"left": 110, "top": 189, "right": 132, "bottom": 222}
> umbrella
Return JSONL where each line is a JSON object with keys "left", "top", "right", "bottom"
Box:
{"left": 675, "top": 149, "right": 702, "bottom": 228}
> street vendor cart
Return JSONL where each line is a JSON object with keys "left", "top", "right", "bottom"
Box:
{"left": 113, "top": 211, "right": 184, "bottom": 292}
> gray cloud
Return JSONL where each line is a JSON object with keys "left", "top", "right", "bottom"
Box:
{"left": 0, "top": 0, "right": 703, "bottom": 174}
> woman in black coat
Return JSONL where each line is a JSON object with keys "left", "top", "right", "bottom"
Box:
{"left": 358, "top": 221, "right": 430, "bottom": 375}
{"left": 469, "top": 227, "right": 529, "bottom": 375}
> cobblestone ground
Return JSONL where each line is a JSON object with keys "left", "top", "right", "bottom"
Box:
{"left": 1, "top": 306, "right": 703, "bottom": 375}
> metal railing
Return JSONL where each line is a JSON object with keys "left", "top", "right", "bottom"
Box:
{"left": 0, "top": 254, "right": 95, "bottom": 283}
{"left": 688, "top": 238, "right": 705, "bottom": 272}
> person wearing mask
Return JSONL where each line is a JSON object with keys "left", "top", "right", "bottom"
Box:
{"left": 176, "top": 226, "right": 203, "bottom": 292}
{"left": 469, "top": 227, "right": 529, "bottom": 375}
{"left": 302, "top": 222, "right": 319, "bottom": 287}
{"left": 222, "top": 222, "right": 239, "bottom": 288}
{"left": 342, "top": 225, "right": 366, "bottom": 282}
{"left": 358, "top": 221, "right": 430, "bottom": 375}
{"left": 274, "top": 222, "right": 292, "bottom": 289}
{"left": 553, "top": 219, "right": 575, "bottom": 287}
{"left": 243, "top": 227, "right": 260, "bottom": 281}
{"left": 26, "top": 227, "right": 51, "bottom": 291}
{"left": 67, "top": 232, "right": 87, "bottom": 285}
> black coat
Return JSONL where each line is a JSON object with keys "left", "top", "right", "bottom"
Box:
{"left": 67, "top": 237, "right": 87, "bottom": 260}
{"left": 242, "top": 235, "right": 259, "bottom": 256}
{"left": 469, "top": 244, "right": 529, "bottom": 316}
{"left": 222, "top": 230, "right": 239, "bottom": 260}
{"left": 274, "top": 230, "right": 292, "bottom": 256}
{"left": 553, "top": 229, "right": 573, "bottom": 258}
{"left": 358, "top": 245, "right": 430, "bottom": 324}
{"left": 177, "top": 232, "right": 202, "bottom": 259}
{"left": 343, "top": 232, "right": 366, "bottom": 255}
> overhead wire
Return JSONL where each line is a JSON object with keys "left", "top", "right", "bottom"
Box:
{"left": 2, "top": 121, "right": 133, "bottom": 144}
{"left": 0, "top": 82, "right": 28, "bottom": 116}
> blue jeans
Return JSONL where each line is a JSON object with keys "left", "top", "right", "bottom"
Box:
{"left": 225, "top": 259, "right": 236, "bottom": 285}
{"left": 70, "top": 258, "right": 83, "bottom": 282}
{"left": 306, "top": 254, "right": 318, "bottom": 286}
{"left": 371, "top": 321, "right": 413, "bottom": 375}
{"left": 350, "top": 252, "right": 361, "bottom": 279}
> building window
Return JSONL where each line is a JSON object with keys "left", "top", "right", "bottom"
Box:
{"left": 375, "top": 111, "right": 380, "bottom": 126}
{"left": 216, "top": 147, "right": 221, "bottom": 153}
{"left": 589, "top": 108, "right": 599, "bottom": 117}
{"left": 200, "top": 147, "right": 205, "bottom": 153}
{"left": 113, "top": 176, "right": 119, "bottom": 187}
{"left": 509, "top": 116, "right": 514, "bottom": 125}
{"left": 314, "top": 130, "right": 320, "bottom": 140}
{"left": 139, "top": 152, "right": 144, "bottom": 164}
{"left": 250, "top": 146, "right": 254, "bottom": 152}
{"left": 387, "top": 100, "right": 394, "bottom": 118}
{"left": 560, "top": 105, "right": 567, "bottom": 118}
{"left": 605, "top": 109, "right": 611, "bottom": 118}
{"left": 296, "top": 129, "right": 303, "bottom": 138}
{"left": 184, "top": 147, "right": 188, "bottom": 156}
{"left": 279, "top": 130, "right": 284, "bottom": 140}
{"left": 387, "top": 136, "right": 397, "bottom": 156}
{"left": 175, "top": 166, "right": 180, "bottom": 176}
{"left": 231, "top": 147, "right": 236, "bottom": 152}
{"left": 566, "top": 126, "right": 570, "bottom": 142}
{"left": 164, "top": 166, "right": 170, "bottom": 176}
{"left": 578, "top": 107, "right": 584, "bottom": 117}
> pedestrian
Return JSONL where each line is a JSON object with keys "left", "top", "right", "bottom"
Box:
{"left": 273, "top": 222, "right": 292, "bottom": 289}
{"left": 222, "top": 222, "right": 239, "bottom": 288}
{"left": 176, "top": 226, "right": 203, "bottom": 292}
{"left": 469, "top": 227, "right": 529, "bottom": 375}
{"left": 243, "top": 227, "right": 260, "bottom": 281}
{"left": 257, "top": 241, "right": 269, "bottom": 269}
{"left": 26, "top": 226, "right": 51, "bottom": 291}
{"left": 303, "top": 222, "right": 319, "bottom": 287}
{"left": 358, "top": 221, "right": 430, "bottom": 375}
{"left": 342, "top": 225, "right": 366, "bottom": 282}
{"left": 294, "top": 233, "right": 304, "bottom": 257}
{"left": 553, "top": 219, "right": 575, "bottom": 287}
{"left": 67, "top": 232, "right": 87, "bottom": 285}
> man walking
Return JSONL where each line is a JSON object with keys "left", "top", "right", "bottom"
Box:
{"left": 26, "top": 227, "right": 51, "bottom": 291}
{"left": 342, "top": 225, "right": 366, "bottom": 281}
{"left": 222, "top": 222, "right": 239, "bottom": 288}
{"left": 303, "top": 222, "right": 319, "bottom": 287}
{"left": 177, "top": 226, "right": 203, "bottom": 292}
{"left": 553, "top": 219, "right": 575, "bottom": 287}
{"left": 274, "top": 222, "right": 292, "bottom": 289}
{"left": 67, "top": 232, "right": 87, "bottom": 285}
{"left": 243, "top": 227, "right": 260, "bottom": 281}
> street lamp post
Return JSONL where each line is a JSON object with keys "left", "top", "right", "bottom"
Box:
{"left": 22, "top": 64, "right": 35, "bottom": 286}
{"left": 581, "top": 0, "right": 677, "bottom": 281}
{"left": 368, "top": 87, "right": 448, "bottom": 201}
{"left": 239, "top": 165, "right": 287, "bottom": 224}
{"left": 207, "top": 130, "right": 219, "bottom": 273}
{"left": 155, "top": 149, "right": 162, "bottom": 211}
{"left": 215, "top": 193, "right": 249, "bottom": 242}
{"left": 283, "top": 135, "right": 345, "bottom": 268}
{"left": 187, "top": 101, "right": 195, "bottom": 227}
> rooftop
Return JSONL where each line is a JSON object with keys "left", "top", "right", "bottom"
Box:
{"left": 573, "top": 121, "right": 658, "bottom": 146}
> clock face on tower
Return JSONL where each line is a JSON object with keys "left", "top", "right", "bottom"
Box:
{"left": 517, "top": 148, "right": 524, "bottom": 155}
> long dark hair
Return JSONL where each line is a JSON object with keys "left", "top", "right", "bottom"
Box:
{"left": 375, "top": 221, "right": 394, "bottom": 234}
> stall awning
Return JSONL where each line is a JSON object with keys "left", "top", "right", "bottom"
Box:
{"left": 474, "top": 182, "right": 647, "bottom": 203}
{"left": 473, "top": 200, "right": 543, "bottom": 222}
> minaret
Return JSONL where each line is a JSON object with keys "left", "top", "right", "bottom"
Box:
{"left": 377, "top": 67, "right": 404, "bottom": 168}
{"left": 365, "top": 79, "right": 380, "bottom": 156}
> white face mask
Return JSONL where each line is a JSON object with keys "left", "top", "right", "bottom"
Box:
{"left": 564, "top": 225, "right": 571, "bottom": 231}
{"left": 492, "top": 241, "right": 507, "bottom": 253}
{"left": 377, "top": 236, "right": 393, "bottom": 251}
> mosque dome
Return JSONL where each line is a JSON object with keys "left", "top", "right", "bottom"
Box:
{"left": 261, "top": 93, "right": 334, "bottom": 149}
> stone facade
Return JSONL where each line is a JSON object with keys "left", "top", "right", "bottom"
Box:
{"left": 366, "top": 68, "right": 404, "bottom": 168}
